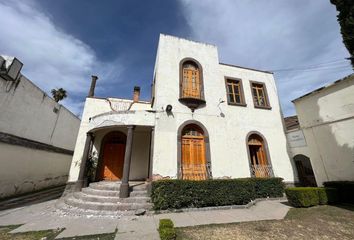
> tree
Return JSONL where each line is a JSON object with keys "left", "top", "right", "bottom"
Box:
{"left": 331, "top": 0, "right": 354, "bottom": 69}
{"left": 51, "top": 88, "right": 67, "bottom": 102}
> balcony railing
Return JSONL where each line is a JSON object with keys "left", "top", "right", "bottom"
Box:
{"left": 251, "top": 164, "right": 274, "bottom": 178}
{"left": 180, "top": 163, "right": 211, "bottom": 180}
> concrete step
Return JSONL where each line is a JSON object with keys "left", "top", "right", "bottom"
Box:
{"left": 81, "top": 188, "right": 120, "bottom": 197}
{"left": 130, "top": 190, "right": 148, "bottom": 197}
{"left": 64, "top": 197, "right": 152, "bottom": 211}
{"left": 88, "top": 182, "right": 121, "bottom": 191}
{"left": 73, "top": 192, "right": 150, "bottom": 204}
{"left": 56, "top": 200, "right": 153, "bottom": 217}
{"left": 88, "top": 181, "right": 148, "bottom": 191}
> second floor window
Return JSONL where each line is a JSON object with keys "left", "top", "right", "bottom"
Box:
{"left": 225, "top": 78, "right": 245, "bottom": 105}
{"left": 182, "top": 61, "right": 201, "bottom": 99}
{"left": 251, "top": 82, "right": 270, "bottom": 108}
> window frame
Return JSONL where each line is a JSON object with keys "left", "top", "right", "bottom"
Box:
{"left": 179, "top": 58, "right": 205, "bottom": 101}
{"left": 250, "top": 80, "right": 271, "bottom": 110}
{"left": 224, "top": 77, "right": 247, "bottom": 107}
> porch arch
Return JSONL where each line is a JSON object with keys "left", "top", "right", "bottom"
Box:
{"left": 246, "top": 131, "right": 274, "bottom": 177}
{"left": 177, "top": 120, "right": 212, "bottom": 179}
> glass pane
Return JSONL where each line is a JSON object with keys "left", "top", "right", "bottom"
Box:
{"left": 227, "top": 85, "right": 233, "bottom": 94}
{"left": 234, "top": 85, "right": 239, "bottom": 94}
{"left": 229, "top": 94, "right": 235, "bottom": 103}
{"left": 235, "top": 95, "right": 241, "bottom": 103}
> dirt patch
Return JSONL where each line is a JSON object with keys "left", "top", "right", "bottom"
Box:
{"left": 177, "top": 205, "right": 354, "bottom": 240}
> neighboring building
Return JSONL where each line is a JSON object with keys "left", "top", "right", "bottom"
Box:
{"left": 0, "top": 55, "right": 80, "bottom": 199}
{"left": 287, "top": 74, "right": 354, "bottom": 186}
{"left": 64, "top": 34, "right": 295, "bottom": 203}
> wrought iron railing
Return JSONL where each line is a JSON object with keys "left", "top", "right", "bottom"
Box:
{"left": 251, "top": 164, "right": 274, "bottom": 178}
{"left": 180, "top": 163, "right": 211, "bottom": 180}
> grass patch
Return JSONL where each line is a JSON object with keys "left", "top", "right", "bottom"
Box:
{"left": 0, "top": 225, "right": 117, "bottom": 240}
{"left": 176, "top": 205, "right": 354, "bottom": 240}
{"left": 57, "top": 232, "right": 116, "bottom": 240}
{"left": 0, "top": 225, "right": 62, "bottom": 240}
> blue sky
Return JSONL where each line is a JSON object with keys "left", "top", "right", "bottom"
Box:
{"left": 0, "top": 0, "right": 352, "bottom": 116}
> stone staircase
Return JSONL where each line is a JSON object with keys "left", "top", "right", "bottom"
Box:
{"left": 57, "top": 181, "right": 152, "bottom": 217}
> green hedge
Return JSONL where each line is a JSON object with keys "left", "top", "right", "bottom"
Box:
{"left": 285, "top": 187, "right": 337, "bottom": 207}
{"left": 158, "top": 219, "right": 176, "bottom": 240}
{"left": 151, "top": 178, "right": 285, "bottom": 210}
{"left": 323, "top": 181, "right": 354, "bottom": 203}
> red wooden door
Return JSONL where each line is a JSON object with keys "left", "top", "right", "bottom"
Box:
{"left": 101, "top": 143, "right": 125, "bottom": 181}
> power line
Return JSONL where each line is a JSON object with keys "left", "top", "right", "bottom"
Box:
{"left": 269, "top": 58, "right": 352, "bottom": 72}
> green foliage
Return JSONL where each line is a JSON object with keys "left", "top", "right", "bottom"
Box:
{"left": 286, "top": 187, "right": 320, "bottom": 207}
{"left": 151, "top": 178, "right": 284, "bottom": 210}
{"left": 251, "top": 177, "right": 285, "bottom": 198}
{"left": 51, "top": 87, "right": 67, "bottom": 102}
{"left": 285, "top": 187, "right": 338, "bottom": 208}
{"left": 158, "top": 219, "right": 176, "bottom": 240}
{"left": 159, "top": 219, "right": 174, "bottom": 229}
{"left": 324, "top": 181, "right": 354, "bottom": 203}
{"left": 330, "top": 0, "right": 354, "bottom": 69}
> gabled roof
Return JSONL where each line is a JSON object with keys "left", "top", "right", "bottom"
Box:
{"left": 292, "top": 73, "right": 354, "bottom": 102}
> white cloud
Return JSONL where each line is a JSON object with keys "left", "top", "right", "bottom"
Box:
{"left": 180, "top": 0, "right": 353, "bottom": 116}
{"left": 0, "top": 0, "right": 123, "bottom": 115}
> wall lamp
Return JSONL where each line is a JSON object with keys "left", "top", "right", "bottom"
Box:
{"left": 166, "top": 104, "right": 173, "bottom": 113}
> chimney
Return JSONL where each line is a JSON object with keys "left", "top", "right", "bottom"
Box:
{"left": 88, "top": 75, "right": 98, "bottom": 97}
{"left": 133, "top": 86, "right": 140, "bottom": 102}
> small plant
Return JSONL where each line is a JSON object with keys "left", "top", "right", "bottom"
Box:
{"left": 158, "top": 219, "right": 176, "bottom": 240}
{"left": 86, "top": 151, "right": 98, "bottom": 183}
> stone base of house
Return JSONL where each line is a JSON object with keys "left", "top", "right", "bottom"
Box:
{"left": 57, "top": 181, "right": 152, "bottom": 216}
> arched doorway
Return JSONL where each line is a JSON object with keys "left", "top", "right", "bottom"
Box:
{"left": 181, "top": 124, "right": 208, "bottom": 180}
{"left": 247, "top": 133, "right": 272, "bottom": 177}
{"left": 98, "top": 131, "right": 126, "bottom": 181}
{"left": 294, "top": 154, "right": 317, "bottom": 187}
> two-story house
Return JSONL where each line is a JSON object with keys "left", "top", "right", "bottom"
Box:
{"left": 61, "top": 34, "right": 295, "bottom": 213}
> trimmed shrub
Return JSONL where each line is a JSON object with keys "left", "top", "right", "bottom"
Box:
{"left": 323, "top": 181, "right": 354, "bottom": 203}
{"left": 318, "top": 187, "right": 338, "bottom": 205}
{"left": 286, "top": 187, "right": 320, "bottom": 207}
{"left": 151, "top": 178, "right": 284, "bottom": 210}
{"left": 251, "top": 177, "right": 285, "bottom": 198}
{"left": 159, "top": 219, "right": 174, "bottom": 229}
{"left": 158, "top": 219, "right": 176, "bottom": 240}
{"left": 285, "top": 187, "right": 338, "bottom": 207}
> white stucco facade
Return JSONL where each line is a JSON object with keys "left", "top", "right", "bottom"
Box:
{"left": 151, "top": 35, "right": 294, "bottom": 181}
{"left": 0, "top": 56, "right": 80, "bottom": 198}
{"left": 67, "top": 34, "right": 296, "bottom": 187}
{"left": 292, "top": 74, "right": 354, "bottom": 186}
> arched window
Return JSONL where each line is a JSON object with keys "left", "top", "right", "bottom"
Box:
{"left": 182, "top": 61, "right": 201, "bottom": 99}
{"left": 180, "top": 124, "right": 208, "bottom": 180}
{"left": 247, "top": 133, "right": 273, "bottom": 177}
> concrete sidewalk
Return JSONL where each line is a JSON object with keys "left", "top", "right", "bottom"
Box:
{"left": 0, "top": 199, "right": 291, "bottom": 239}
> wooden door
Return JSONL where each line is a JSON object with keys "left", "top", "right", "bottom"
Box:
{"left": 101, "top": 143, "right": 125, "bottom": 181}
{"left": 249, "top": 137, "right": 269, "bottom": 177}
{"left": 181, "top": 136, "right": 207, "bottom": 180}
